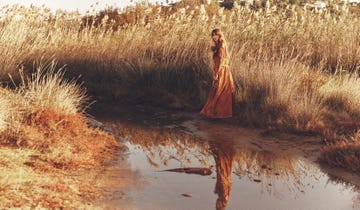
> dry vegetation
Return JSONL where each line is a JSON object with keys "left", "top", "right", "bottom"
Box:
{"left": 0, "top": 0, "right": 359, "bottom": 206}
{"left": 1, "top": 1, "right": 358, "bottom": 131}
{"left": 321, "top": 130, "right": 360, "bottom": 172}
{"left": 0, "top": 62, "right": 121, "bottom": 208}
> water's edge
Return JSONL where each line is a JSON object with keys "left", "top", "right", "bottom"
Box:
{"left": 95, "top": 104, "right": 360, "bottom": 210}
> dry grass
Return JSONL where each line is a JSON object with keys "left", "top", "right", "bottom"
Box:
{"left": 0, "top": 147, "right": 127, "bottom": 209}
{"left": 0, "top": 148, "right": 88, "bottom": 209}
{"left": 0, "top": 62, "right": 122, "bottom": 208}
{"left": 321, "top": 131, "right": 360, "bottom": 172}
{"left": 0, "top": 91, "right": 10, "bottom": 132}
{"left": 0, "top": 0, "right": 359, "bottom": 196}
{"left": 14, "top": 109, "right": 119, "bottom": 166}
{"left": 0, "top": 108, "right": 122, "bottom": 208}
{"left": 1, "top": 2, "right": 357, "bottom": 133}
{"left": 16, "top": 60, "right": 89, "bottom": 115}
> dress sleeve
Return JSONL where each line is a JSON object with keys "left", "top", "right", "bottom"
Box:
{"left": 213, "top": 42, "right": 227, "bottom": 81}
{"left": 218, "top": 42, "right": 227, "bottom": 67}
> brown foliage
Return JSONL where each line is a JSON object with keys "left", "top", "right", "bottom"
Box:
{"left": 321, "top": 130, "right": 360, "bottom": 172}
{"left": 3, "top": 109, "right": 120, "bottom": 168}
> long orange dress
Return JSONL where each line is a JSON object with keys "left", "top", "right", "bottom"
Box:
{"left": 200, "top": 42, "right": 235, "bottom": 118}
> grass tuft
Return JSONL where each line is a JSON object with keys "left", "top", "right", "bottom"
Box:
{"left": 0, "top": 61, "right": 121, "bottom": 208}
{"left": 321, "top": 131, "right": 360, "bottom": 172}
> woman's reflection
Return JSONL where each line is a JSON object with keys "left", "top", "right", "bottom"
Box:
{"left": 211, "top": 139, "right": 236, "bottom": 210}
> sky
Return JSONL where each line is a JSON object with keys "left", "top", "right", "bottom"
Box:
{"left": 0, "top": 0, "right": 178, "bottom": 13}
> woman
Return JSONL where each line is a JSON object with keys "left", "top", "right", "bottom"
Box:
{"left": 200, "top": 28, "right": 235, "bottom": 118}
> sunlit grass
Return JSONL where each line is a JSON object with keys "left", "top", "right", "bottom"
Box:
{"left": 0, "top": 147, "right": 124, "bottom": 209}
{"left": 15, "top": 60, "right": 88, "bottom": 114}
{"left": 1, "top": 2, "right": 357, "bottom": 133}
{"left": 0, "top": 61, "right": 120, "bottom": 208}
{"left": 0, "top": 1, "right": 359, "bottom": 204}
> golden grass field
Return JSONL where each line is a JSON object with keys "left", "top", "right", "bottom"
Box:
{"left": 0, "top": 0, "right": 359, "bottom": 207}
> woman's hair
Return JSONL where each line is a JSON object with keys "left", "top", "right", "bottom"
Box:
{"left": 212, "top": 28, "right": 227, "bottom": 56}
{"left": 211, "top": 28, "right": 226, "bottom": 45}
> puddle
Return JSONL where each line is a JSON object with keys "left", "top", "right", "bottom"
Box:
{"left": 98, "top": 105, "right": 360, "bottom": 210}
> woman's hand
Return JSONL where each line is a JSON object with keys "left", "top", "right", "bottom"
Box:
{"left": 213, "top": 73, "right": 219, "bottom": 81}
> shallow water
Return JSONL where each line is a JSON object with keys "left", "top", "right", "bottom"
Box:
{"left": 99, "top": 105, "right": 360, "bottom": 210}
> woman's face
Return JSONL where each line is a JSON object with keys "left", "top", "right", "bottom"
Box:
{"left": 212, "top": 33, "right": 220, "bottom": 42}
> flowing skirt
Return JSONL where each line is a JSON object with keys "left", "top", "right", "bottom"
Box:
{"left": 200, "top": 65, "right": 234, "bottom": 118}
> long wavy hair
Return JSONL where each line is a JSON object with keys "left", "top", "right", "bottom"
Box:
{"left": 212, "top": 28, "right": 226, "bottom": 56}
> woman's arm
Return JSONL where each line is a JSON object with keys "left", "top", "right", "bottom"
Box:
{"left": 213, "top": 42, "right": 227, "bottom": 81}
{"left": 218, "top": 42, "right": 227, "bottom": 67}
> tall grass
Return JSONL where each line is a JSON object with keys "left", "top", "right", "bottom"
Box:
{"left": 15, "top": 60, "right": 88, "bottom": 114}
{"left": 0, "top": 59, "right": 88, "bottom": 135}
{"left": 0, "top": 1, "right": 359, "bottom": 202}
{"left": 0, "top": 2, "right": 359, "bottom": 133}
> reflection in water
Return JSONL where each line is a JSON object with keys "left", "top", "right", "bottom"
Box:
{"left": 211, "top": 139, "right": 235, "bottom": 210}
{"left": 110, "top": 120, "right": 360, "bottom": 210}
{"left": 112, "top": 122, "right": 212, "bottom": 167}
